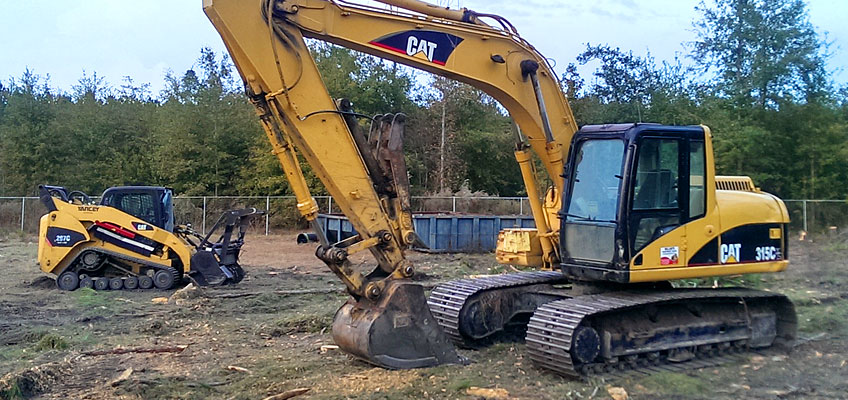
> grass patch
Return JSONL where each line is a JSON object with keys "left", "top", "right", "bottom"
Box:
{"left": 221, "top": 358, "right": 330, "bottom": 399}
{"left": 70, "top": 288, "right": 130, "bottom": 317}
{"left": 674, "top": 273, "right": 764, "bottom": 289}
{"left": 0, "top": 382, "right": 24, "bottom": 400}
{"left": 19, "top": 329, "right": 49, "bottom": 344}
{"left": 32, "top": 334, "right": 68, "bottom": 351}
{"left": 822, "top": 235, "right": 848, "bottom": 253}
{"left": 72, "top": 288, "right": 110, "bottom": 308}
{"left": 241, "top": 293, "right": 298, "bottom": 314}
{"left": 641, "top": 371, "right": 711, "bottom": 396}
{"left": 115, "top": 377, "right": 217, "bottom": 400}
{"left": 276, "top": 314, "right": 331, "bottom": 334}
{"left": 0, "top": 229, "right": 30, "bottom": 243}
{"left": 797, "top": 300, "right": 848, "bottom": 335}
{"left": 257, "top": 310, "right": 334, "bottom": 337}
{"left": 447, "top": 378, "right": 477, "bottom": 392}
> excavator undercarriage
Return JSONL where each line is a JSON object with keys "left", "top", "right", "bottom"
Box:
{"left": 429, "top": 271, "right": 796, "bottom": 376}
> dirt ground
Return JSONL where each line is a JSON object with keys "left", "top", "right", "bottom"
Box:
{"left": 1, "top": 231, "right": 847, "bottom": 400}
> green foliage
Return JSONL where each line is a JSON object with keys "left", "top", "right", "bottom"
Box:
{"left": 1, "top": 1, "right": 846, "bottom": 204}
{"left": 0, "top": 382, "right": 24, "bottom": 400}
{"left": 31, "top": 334, "right": 69, "bottom": 351}
{"left": 692, "top": 0, "right": 829, "bottom": 109}
{"left": 570, "top": 0, "right": 847, "bottom": 200}
{"left": 311, "top": 43, "right": 414, "bottom": 115}
{"left": 406, "top": 77, "right": 523, "bottom": 195}
{"left": 153, "top": 48, "right": 258, "bottom": 196}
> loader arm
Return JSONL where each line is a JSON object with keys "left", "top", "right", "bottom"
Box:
{"left": 203, "top": 0, "right": 577, "bottom": 368}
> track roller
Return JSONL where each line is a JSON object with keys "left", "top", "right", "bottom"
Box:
{"left": 79, "top": 275, "right": 94, "bottom": 289}
{"left": 94, "top": 278, "right": 109, "bottom": 291}
{"left": 139, "top": 276, "right": 154, "bottom": 289}
{"left": 57, "top": 271, "right": 79, "bottom": 291}
{"left": 109, "top": 278, "right": 124, "bottom": 290}
{"left": 153, "top": 269, "right": 178, "bottom": 289}
{"left": 124, "top": 276, "right": 139, "bottom": 290}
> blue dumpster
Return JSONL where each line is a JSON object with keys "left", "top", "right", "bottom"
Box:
{"left": 316, "top": 213, "right": 535, "bottom": 253}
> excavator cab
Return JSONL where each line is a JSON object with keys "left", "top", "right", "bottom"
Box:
{"left": 560, "top": 124, "right": 789, "bottom": 284}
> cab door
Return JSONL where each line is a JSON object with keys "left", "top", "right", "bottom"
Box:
{"left": 628, "top": 134, "right": 710, "bottom": 268}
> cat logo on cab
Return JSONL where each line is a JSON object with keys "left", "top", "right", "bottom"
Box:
{"left": 720, "top": 243, "right": 741, "bottom": 264}
{"left": 132, "top": 222, "right": 153, "bottom": 231}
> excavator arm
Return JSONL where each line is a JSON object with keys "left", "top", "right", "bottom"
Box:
{"left": 203, "top": 0, "right": 578, "bottom": 368}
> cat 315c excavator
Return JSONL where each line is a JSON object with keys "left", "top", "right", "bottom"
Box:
{"left": 37, "top": 185, "right": 261, "bottom": 291}
{"left": 204, "top": 0, "right": 795, "bottom": 376}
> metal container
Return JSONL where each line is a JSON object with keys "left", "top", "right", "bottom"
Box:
{"left": 316, "top": 213, "right": 535, "bottom": 253}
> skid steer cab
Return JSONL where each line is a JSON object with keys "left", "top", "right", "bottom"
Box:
{"left": 37, "top": 185, "right": 263, "bottom": 291}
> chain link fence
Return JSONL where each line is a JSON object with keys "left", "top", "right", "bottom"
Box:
{"left": 0, "top": 195, "right": 534, "bottom": 236}
{"left": 1, "top": 196, "right": 844, "bottom": 236}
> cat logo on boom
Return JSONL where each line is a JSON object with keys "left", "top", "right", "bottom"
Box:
{"left": 406, "top": 36, "right": 438, "bottom": 62}
{"left": 370, "top": 30, "right": 464, "bottom": 66}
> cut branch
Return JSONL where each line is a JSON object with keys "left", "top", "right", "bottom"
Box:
{"left": 82, "top": 345, "right": 188, "bottom": 357}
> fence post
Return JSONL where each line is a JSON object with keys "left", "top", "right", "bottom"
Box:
{"left": 328, "top": 197, "right": 332, "bottom": 214}
{"left": 452, "top": 196, "right": 456, "bottom": 213}
{"left": 519, "top": 198, "right": 523, "bottom": 215}
{"left": 802, "top": 200, "right": 808, "bottom": 232}
{"left": 265, "top": 196, "right": 270, "bottom": 236}
{"left": 202, "top": 196, "right": 207, "bottom": 233}
{"left": 20, "top": 198, "right": 25, "bottom": 232}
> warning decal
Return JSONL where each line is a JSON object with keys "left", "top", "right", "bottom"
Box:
{"left": 660, "top": 246, "right": 679, "bottom": 265}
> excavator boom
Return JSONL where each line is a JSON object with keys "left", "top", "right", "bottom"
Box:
{"left": 203, "top": 0, "right": 578, "bottom": 368}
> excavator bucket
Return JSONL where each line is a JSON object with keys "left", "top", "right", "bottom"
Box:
{"left": 332, "top": 280, "right": 466, "bottom": 369}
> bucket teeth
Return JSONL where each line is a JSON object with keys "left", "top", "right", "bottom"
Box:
{"left": 332, "top": 281, "right": 465, "bottom": 369}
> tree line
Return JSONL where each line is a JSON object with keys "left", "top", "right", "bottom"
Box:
{"left": 1, "top": 0, "right": 846, "bottom": 201}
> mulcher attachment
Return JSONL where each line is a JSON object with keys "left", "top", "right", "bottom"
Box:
{"left": 332, "top": 281, "right": 466, "bottom": 369}
{"left": 188, "top": 250, "right": 244, "bottom": 286}
{"left": 183, "top": 208, "right": 261, "bottom": 286}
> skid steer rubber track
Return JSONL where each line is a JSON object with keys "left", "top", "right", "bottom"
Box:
{"left": 526, "top": 288, "right": 796, "bottom": 377}
{"left": 61, "top": 248, "right": 181, "bottom": 291}
{"left": 428, "top": 271, "right": 568, "bottom": 346}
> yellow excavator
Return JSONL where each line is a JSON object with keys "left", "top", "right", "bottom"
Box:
{"left": 203, "top": 0, "right": 795, "bottom": 376}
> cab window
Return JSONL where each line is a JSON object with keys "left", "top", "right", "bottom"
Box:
{"left": 102, "top": 192, "right": 158, "bottom": 226}
{"left": 630, "top": 138, "right": 681, "bottom": 251}
{"left": 689, "top": 140, "right": 706, "bottom": 218}
{"left": 633, "top": 139, "right": 679, "bottom": 210}
{"left": 567, "top": 139, "right": 625, "bottom": 222}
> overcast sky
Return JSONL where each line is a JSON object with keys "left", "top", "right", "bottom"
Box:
{"left": 1, "top": 0, "right": 846, "bottom": 96}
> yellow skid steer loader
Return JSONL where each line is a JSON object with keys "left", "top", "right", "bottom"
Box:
{"left": 37, "top": 185, "right": 262, "bottom": 291}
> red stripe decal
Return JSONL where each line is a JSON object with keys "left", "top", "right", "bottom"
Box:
{"left": 94, "top": 221, "right": 136, "bottom": 239}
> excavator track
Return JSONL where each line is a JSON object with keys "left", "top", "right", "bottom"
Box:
{"left": 428, "top": 271, "right": 567, "bottom": 346}
{"left": 526, "top": 288, "right": 797, "bottom": 377}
